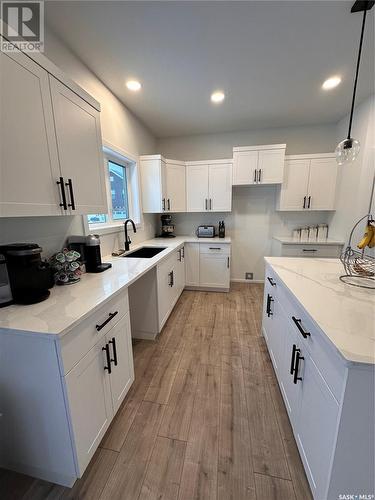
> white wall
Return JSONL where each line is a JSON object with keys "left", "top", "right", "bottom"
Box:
{"left": 157, "top": 123, "right": 337, "bottom": 160}
{"left": 329, "top": 95, "right": 375, "bottom": 246}
{"left": 159, "top": 123, "right": 338, "bottom": 281}
{"left": 0, "top": 29, "right": 158, "bottom": 257}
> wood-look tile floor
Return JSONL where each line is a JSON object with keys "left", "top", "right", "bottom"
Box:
{"left": 0, "top": 284, "right": 312, "bottom": 500}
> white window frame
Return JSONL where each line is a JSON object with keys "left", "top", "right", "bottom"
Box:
{"left": 83, "top": 141, "right": 143, "bottom": 236}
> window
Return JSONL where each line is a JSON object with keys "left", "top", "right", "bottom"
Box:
{"left": 87, "top": 146, "right": 141, "bottom": 230}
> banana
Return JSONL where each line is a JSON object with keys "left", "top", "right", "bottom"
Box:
{"left": 357, "top": 224, "right": 375, "bottom": 250}
{"left": 368, "top": 225, "right": 375, "bottom": 248}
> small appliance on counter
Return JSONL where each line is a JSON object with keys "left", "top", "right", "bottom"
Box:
{"left": 68, "top": 235, "right": 112, "bottom": 273}
{"left": 218, "top": 221, "right": 226, "bottom": 238}
{"left": 197, "top": 225, "right": 215, "bottom": 238}
{"left": 0, "top": 244, "right": 54, "bottom": 305}
{"left": 160, "top": 214, "right": 176, "bottom": 238}
{"left": 0, "top": 253, "right": 13, "bottom": 307}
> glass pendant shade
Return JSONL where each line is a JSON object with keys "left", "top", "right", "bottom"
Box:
{"left": 335, "top": 138, "right": 360, "bottom": 165}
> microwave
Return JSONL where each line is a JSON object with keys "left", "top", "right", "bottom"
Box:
{"left": 197, "top": 225, "right": 215, "bottom": 238}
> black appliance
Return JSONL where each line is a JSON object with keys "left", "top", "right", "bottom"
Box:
{"left": 160, "top": 214, "right": 176, "bottom": 238}
{"left": 0, "top": 253, "right": 13, "bottom": 307}
{"left": 68, "top": 235, "right": 112, "bottom": 273}
{"left": 0, "top": 244, "right": 54, "bottom": 305}
{"left": 218, "top": 221, "right": 226, "bottom": 238}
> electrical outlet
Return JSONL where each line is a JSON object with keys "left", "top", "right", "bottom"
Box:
{"left": 245, "top": 272, "right": 253, "bottom": 280}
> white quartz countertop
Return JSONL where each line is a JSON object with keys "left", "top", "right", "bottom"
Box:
{"left": 265, "top": 257, "right": 375, "bottom": 365}
{"left": 273, "top": 236, "right": 345, "bottom": 246}
{"left": 0, "top": 236, "right": 230, "bottom": 337}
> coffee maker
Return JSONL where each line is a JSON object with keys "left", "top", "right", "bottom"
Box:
{"left": 68, "top": 235, "right": 112, "bottom": 273}
{"left": 0, "top": 244, "right": 54, "bottom": 305}
{"left": 160, "top": 214, "right": 176, "bottom": 238}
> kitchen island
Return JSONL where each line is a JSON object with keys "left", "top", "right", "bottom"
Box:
{"left": 262, "top": 257, "right": 374, "bottom": 500}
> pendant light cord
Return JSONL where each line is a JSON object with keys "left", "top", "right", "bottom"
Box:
{"left": 347, "top": 8, "right": 367, "bottom": 140}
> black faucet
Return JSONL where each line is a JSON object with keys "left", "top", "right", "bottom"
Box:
{"left": 124, "top": 219, "right": 137, "bottom": 251}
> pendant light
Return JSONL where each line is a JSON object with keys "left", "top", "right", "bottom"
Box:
{"left": 335, "top": 0, "right": 374, "bottom": 165}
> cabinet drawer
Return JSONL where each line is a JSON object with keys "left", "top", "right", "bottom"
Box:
{"left": 281, "top": 244, "right": 342, "bottom": 258}
{"left": 199, "top": 243, "right": 230, "bottom": 255}
{"left": 277, "top": 282, "right": 345, "bottom": 402}
{"left": 60, "top": 290, "right": 129, "bottom": 375}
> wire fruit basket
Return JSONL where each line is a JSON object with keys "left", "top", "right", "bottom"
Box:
{"left": 340, "top": 214, "right": 375, "bottom": 289}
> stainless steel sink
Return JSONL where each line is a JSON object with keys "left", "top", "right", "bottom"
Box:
{"left": 122, "top": 247, "right": 167, "bottom": 258}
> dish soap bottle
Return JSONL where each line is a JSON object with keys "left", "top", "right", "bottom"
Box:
{"left": 218, "top": 221, "right": 225, "bottom": 238}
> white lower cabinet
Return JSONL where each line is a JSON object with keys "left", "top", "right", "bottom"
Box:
{"left": 262, "top": 263, "right": 374, "bottom": 499}
{"left": 64, "top": 310, "right": 134, "bottom": 475}
{"left": 185, "top": 242, "right": 231, "bottom": 291}
{"left": 65, "top": 340, "right": 113, "bottom": 474}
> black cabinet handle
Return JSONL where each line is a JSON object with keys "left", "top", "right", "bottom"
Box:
{"left": 96, "top": 311, "right": 118, "bottom": 331}
{"left": 266, "top": 294, "right": 274, "bottom": 317}
{"left": 290, "top": 344, "right": 298, "bottom": 375}
{"left": 293, "top": 351, "right": 304, "bottom": 384}
{"left": 258, "top": 169, "right": 262, "bottom": 183}
{"left": 102, "top": 344, "right": 112, "bottom": 374}
{"left": 292, "top": 316, "right": 311, "bottom": 339}
{"left": 181, "top": 247, "right": 185, "bottom": 259}
{"left": 167, "top": 199, "right": 171, "bottom": 210}
{"left": 267, "top": 277, "right": 276, "bottom": 287}
{"left": 109, "top": 337, "right": 118, "bottom": 366}
{"left": 162, "top": 198, "right": 165, "bottom": 211}
{"left": 57, "top": 177, "right": 67, "bottom": 210}
{"left": 171, "top": 270, "right": 174, "bottom": 286}
{"left": 209, "top": 247, "right": 221, "bottom": 250}
{"left": 65, "top": 179, "right": 76, "bottom": 210}
{"left": 178, "top": 249, "right": 182, "bottom": 262}
{"left": 303, "top": 196, "right": 306, "bottom": 209}
{"left": 307, "top": 196, "right": 311, "bottom": 209}
{"left": 168, "top": 271, "right": 174, "bottom": 287}
{"left": 227, "top": 256, "right": 230, "bottom": 268}
{"left": 205, "top": 199, "right": 208, "bottom": 210}
{"left": 302, "top": 249, "right": 317, "bottom": 253}
{"left": 254, "top": 169, "right": 257, "bottom": 183}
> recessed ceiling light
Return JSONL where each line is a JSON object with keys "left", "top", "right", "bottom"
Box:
{"left": 126, "top": 80, "right": 142, "bottom": 91}
{"left": 211, "top": 91, "right": 225, "bottom": 103}
{"left": 322, "top": 76, "right": 341, "bottom": 90}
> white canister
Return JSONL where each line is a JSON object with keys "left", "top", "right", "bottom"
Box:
{"left": 292, "top": 229, "right": 301, "bottom": 241}
{"left": 300, "top": 227, "right": 309, "bottom": 242}
{"left": 317, "top": 224, "right": 329, "bottom": 241}
{"left": 308, "top": 226, "right": 318, "bottom": 242}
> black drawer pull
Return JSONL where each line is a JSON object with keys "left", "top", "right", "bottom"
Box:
{"left": 307, "top": 196, "right": 311, "bottom": 209}
{"left": 102, "top": 343, "right": 112, "bottom": 374}
{"left": 254, "top": 169, "right": 257, "bottom": 183}
{"left": 290, "top": 344, "right": 298, "bottom": 375}
{"left": 303, "top": 196, "right": 306, "bottom": 209}
{"left": 292, "top": 316, "right": 311, "bottom": 339}
{"left": 65, "top": 179, "right": 76, "bottom": 210}
{"left": 266, "top": 294, "right": 274, "bottom": 317}
{"left": 57, "top": 177, "right": 67, "bottom": 210}
{"left": 109, "top": 337, "right": 118, "bottom": 366}
{"left": 267, "top": 277, "right": 276, "bottom": 287}
{"left": 209, "top": 247, "right": 221, "bottom": 250}
{"left": 302, "top": 249, "right": 317, "bottom": 253}
{"left": 293, "top": 351, "right": 304, "bottom": 384}
{"left": 96, "top": 311, "right": 118, "bottom": 331}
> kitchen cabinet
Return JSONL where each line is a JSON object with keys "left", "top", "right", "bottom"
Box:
{"left": 278, "top": 154, "right": 337, "bottom": 211}
{"left": 0, "top": 47, "right": 106, "bottom": 217}
{"left": 232, "top": 144, "right": 286, "bottom": 186}
{"left": 186, "top": 160, "right": 232, "bottom": 212}
{"left": 185, "top": 242, "right": 231, "bottom": 291}
{"left": 262, "top": 261, "right": 374, "bottom": 500}
{"left": 185, "top": 243, "right": 200, "bottom": 287}
{"left": 157, "top": 248, "right": 185, "bottom": 329}
{"left": 174, "top": 246, "right": 186, "bottom": 298}
{"left": 140, "top": 155, "right": 186, "bottom": 213}
{"left": 0, "top": 50, "right": 62, "bottom": 216}
{"left": 271, "top": 238, "right": 344, "bottom": 258}
{"left": 49, "top": 77, "right": 106, "bottom": 215}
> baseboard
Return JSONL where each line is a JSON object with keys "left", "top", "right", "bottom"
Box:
{"left": 131, "top": 330, "right": 157, "bottom": 341}
{"left": 230, "top": 279, "right": 264, "bottom": 284}
{"left": 185, "top": 286, "right": 229, "bottom": 293}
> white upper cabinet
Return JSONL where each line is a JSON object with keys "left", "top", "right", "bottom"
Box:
{"left": 165, "top": 159, "right": 186, "bottom": 212}
{"left": 0, "top": 50, "right": 62, "bottom": 217}
{"left": 233, "top": 144, "right": 286, "bottom": 185}
{"left": 186, "top": 160, "right": 232, "bottom": 212}
{"left": 0, "top": 47, "right": 106, "bottom": 217}
{"left": 50, "top": 77, "right": 106, "bottom": 215}
{"left": 140, "top": 156, "right": 186, "bottom": 213}
{"left": 186, "top": 163, "right": 209, "bottom": 212}
{"left": 278, "top": 154, "right": 337, "bottom": 211}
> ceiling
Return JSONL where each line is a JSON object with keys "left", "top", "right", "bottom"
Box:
{"left": 45, "top": 1, "right": 374, "bottom": 138}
